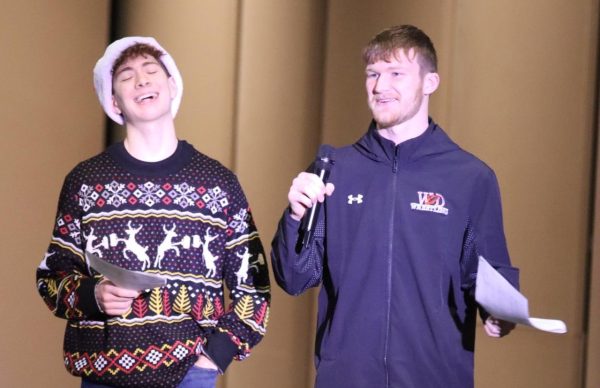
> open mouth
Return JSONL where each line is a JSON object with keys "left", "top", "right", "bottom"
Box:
{"left": 135, "top": 93, "right": 158, "bottom": 103}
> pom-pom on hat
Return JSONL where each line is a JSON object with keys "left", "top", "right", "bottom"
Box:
{"left": 93, "top": 36, "right": 183, "bottom": 125}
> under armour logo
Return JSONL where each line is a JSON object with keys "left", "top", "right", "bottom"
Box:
{"left": 347, "top": 194, "right": 363, "bottom": 204}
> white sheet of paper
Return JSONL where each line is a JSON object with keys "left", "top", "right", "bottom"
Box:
{"left": 475, "top": 256, "right": 566, "bottom": 334}
{"left": 86, "top": 251, "right": 167, "bottom": 291}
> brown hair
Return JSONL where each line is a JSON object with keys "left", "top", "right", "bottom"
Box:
{"left": 362, "top": 25, "right": 437, "bottom": 74}
{"left": 111, "top": 43, "right": 169, "bottom": 77}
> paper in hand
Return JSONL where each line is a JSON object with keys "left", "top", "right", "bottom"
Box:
{"left": 475, "top": 256, "right": 567, "bottom": 334}
{"left": 86, "top": 251, "right": 167, "bottom": 291}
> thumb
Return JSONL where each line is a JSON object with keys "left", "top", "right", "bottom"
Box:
{"left": 325, "top": 183, "right": 335, "bottom": 196}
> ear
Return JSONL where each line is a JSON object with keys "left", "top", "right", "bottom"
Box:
{"left": 168, "top": 77, "right": 177, "bottom": 100}
{"left": 423, "top": 72, "right": 440, "bottom": 95}
{"left": 111, "top": 95, "right": 122, "bottom": 115}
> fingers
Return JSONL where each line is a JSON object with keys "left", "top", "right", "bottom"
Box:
{"left": 484, "top": 318, "right": 500, "bottom": 337}
{"left": 484, "top": 317, "right": 516, "bottom": 338}
{"left": 288, "top": 172, "right": 334, "bottom": 221}
{"left": 325, "top": 182, "right": 335, "bottom": 196}
{"left": 96, "top": 280, "right": 140, "bottom": 316}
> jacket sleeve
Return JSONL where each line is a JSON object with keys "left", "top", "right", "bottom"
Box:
{"left": 271, "top": 144, "right": 333, "bottom": 295}
{"left": 460, "top": 168, "right": 520, "bottom": 295}
{"left": 270, "top": 207, "right": 325, "bottom": 296}
{"left": 203, "top": 175, "right": 271, "bottom": 372}
{"left": 36, "top": 171, "right": 104, "bottom": 321}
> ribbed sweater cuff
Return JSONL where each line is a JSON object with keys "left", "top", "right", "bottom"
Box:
{"left": 203, "top": 331, "right": 239, "bottom": 373}
{"left": 77, "top": 277, "right": 105, "bottom": 320}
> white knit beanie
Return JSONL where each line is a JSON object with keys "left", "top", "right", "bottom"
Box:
{"left": 93, "top": 36, "right": 183, "bottom": 125}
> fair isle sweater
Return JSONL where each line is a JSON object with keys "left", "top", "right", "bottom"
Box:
{"left": 36, "top": 140, "right": 270, "bottom": 388}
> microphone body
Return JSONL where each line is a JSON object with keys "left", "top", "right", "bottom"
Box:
{"left": 301, "top": 151, "right": 334, "bottom": 248}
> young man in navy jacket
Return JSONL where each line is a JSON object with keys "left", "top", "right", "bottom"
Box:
{"left": 271, "top": 25, "right": 518, "bottom": 388}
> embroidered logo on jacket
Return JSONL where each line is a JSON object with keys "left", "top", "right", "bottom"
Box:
{"left": 347, "top": 194, "right": 364, "bottom": 204}
{"left": 410, "top": 191, "right": 449, "bottom": 215}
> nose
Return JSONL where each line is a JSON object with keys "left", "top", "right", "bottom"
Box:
{"left": 135, "top": 72, "right": 150, "bottom": 88}
{"left": 372, "top": 74, "right": 389, "bottom": 93}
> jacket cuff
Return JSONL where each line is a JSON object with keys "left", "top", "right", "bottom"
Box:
{"left": 77, "top": 277, "right": 105, "bottom": 320}
{"left": 203, "top": 331, "right": 239, "bottom": 373}
{"left": 284, "top": 207, "right": 302, "bottom": 226}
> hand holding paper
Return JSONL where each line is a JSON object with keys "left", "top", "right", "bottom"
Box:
{"left": 86, "top": 251, "right": 167, "bottom": 291}
{"left": 95, "top": 280, "right": 140, "bottom": 316}
{"left": 475, "top": 256, "right": 567, "bottom": 334}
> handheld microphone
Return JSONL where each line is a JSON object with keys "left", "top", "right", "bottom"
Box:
{"left": 301, "top": 146, "right": 334, "bottom": 248}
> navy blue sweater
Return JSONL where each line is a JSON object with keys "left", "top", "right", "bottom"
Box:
{"left": 271, "top": 120, "right": 519, "bottom": 388}
{"left": 37, "top": 141, "right": 270, "bottom": 387}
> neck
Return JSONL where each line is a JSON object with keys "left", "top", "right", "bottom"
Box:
{"left": 377, "top": 104, "right": 430, "bottom": 145}
{"left": 124, "top": 118, "right": 178, "bottom": 162}
{"left": 377, "top": 120, "right": 429, "bottom": 145}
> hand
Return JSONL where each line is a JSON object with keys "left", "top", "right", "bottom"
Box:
{"left": 484, "top": 316, "right": 515, "bottom": 338}
{"left": 194, "top": 355, "right": 218, "bottom": 371}
{"left": 95, "top": 280, "right": 140, "bottom": 316}
{"left": 288, "top": 172, "right": 335, "bottom": 221}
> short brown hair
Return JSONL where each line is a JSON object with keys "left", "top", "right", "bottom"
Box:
{"left": 111, "top": 43, "right": 169, "bottom": 77}
{"left": 362, "top": 25, "right": 437, "bottom": 73}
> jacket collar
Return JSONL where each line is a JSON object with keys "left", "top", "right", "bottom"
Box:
{"left": 353, "top": 118, "right": 459, "bottom": 167}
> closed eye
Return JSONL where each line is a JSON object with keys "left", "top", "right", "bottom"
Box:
{"left": 144, "top": 63, "right": 161, "bottom": 75}
{"left": 118, "top": 72, "right": 134, "bottom": 82}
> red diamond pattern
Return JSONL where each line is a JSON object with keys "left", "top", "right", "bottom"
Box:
{"left": 65, "top": 338, "right": 203, "bottom": 377}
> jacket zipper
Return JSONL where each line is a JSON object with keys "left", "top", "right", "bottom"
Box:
{"left": 384, "top": 147, "right": 399, "bottom": 387}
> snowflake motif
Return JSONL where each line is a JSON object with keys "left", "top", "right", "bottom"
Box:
{"left": 172, "top": 345, "right": 189, "bottom": 360}
{"left": 201, "top": 186, "right": 229, "bottom": 214}
{"left": 118, "top": 354, "right": 136, "bottom": 369}
{"left": 229, "top": 208, "right": 249, "bottom": 233}
{"left": 133, "top": 182, "right": 165, "bottom": 207}
{"left": 145, "top": 349, "right": 163, "bottom": 365}
{"left": 103, "top": 180, "right": 129, "bottom": 207}
{"left": 94, "top": 355, "right": 108, "bottom": 370}
{"left": 78, "top": 184, "right": 99, "bottom": 211}
{"left": 74, "top": 358, "right": 88, "bottom": 371}
{"left": 170, "top": 183, "right": 199, "bottom": 209}
{"left": 67, "top": 292, "right": 76, "bottom": 308}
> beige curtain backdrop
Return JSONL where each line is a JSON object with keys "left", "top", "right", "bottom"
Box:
{"left": 0, "top": 1, "right": 110, "bottom": 387}
{"left": 1, "top": 1, "right": 598, "bottom": 387}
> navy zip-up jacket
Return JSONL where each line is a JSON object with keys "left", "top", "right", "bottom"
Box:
{"left": 271, "top": 120, "right": 519, "bottom": 388}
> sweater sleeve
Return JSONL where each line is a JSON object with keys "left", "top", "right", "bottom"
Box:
{"left": 36, "top": 171, "right": 104, "bottom": 321}
{"left": 270, "top": 206, "right": 325, "bottom": 296}
{"left": 202, "top": 175, "right": 270, "bottom": 372}
{"left": 460, "top": 168, "right": 519, "bottom": 297}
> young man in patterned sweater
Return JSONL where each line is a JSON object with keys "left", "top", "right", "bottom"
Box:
{"left": 36, "top": 36, "right": 270, "bottom": 388}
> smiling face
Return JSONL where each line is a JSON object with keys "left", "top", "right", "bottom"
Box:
{"left": 111, "top": 55, "right": 177, "bottom": 125}
{"left": 365, "top": 48, "right": 431, "bottom": 130}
